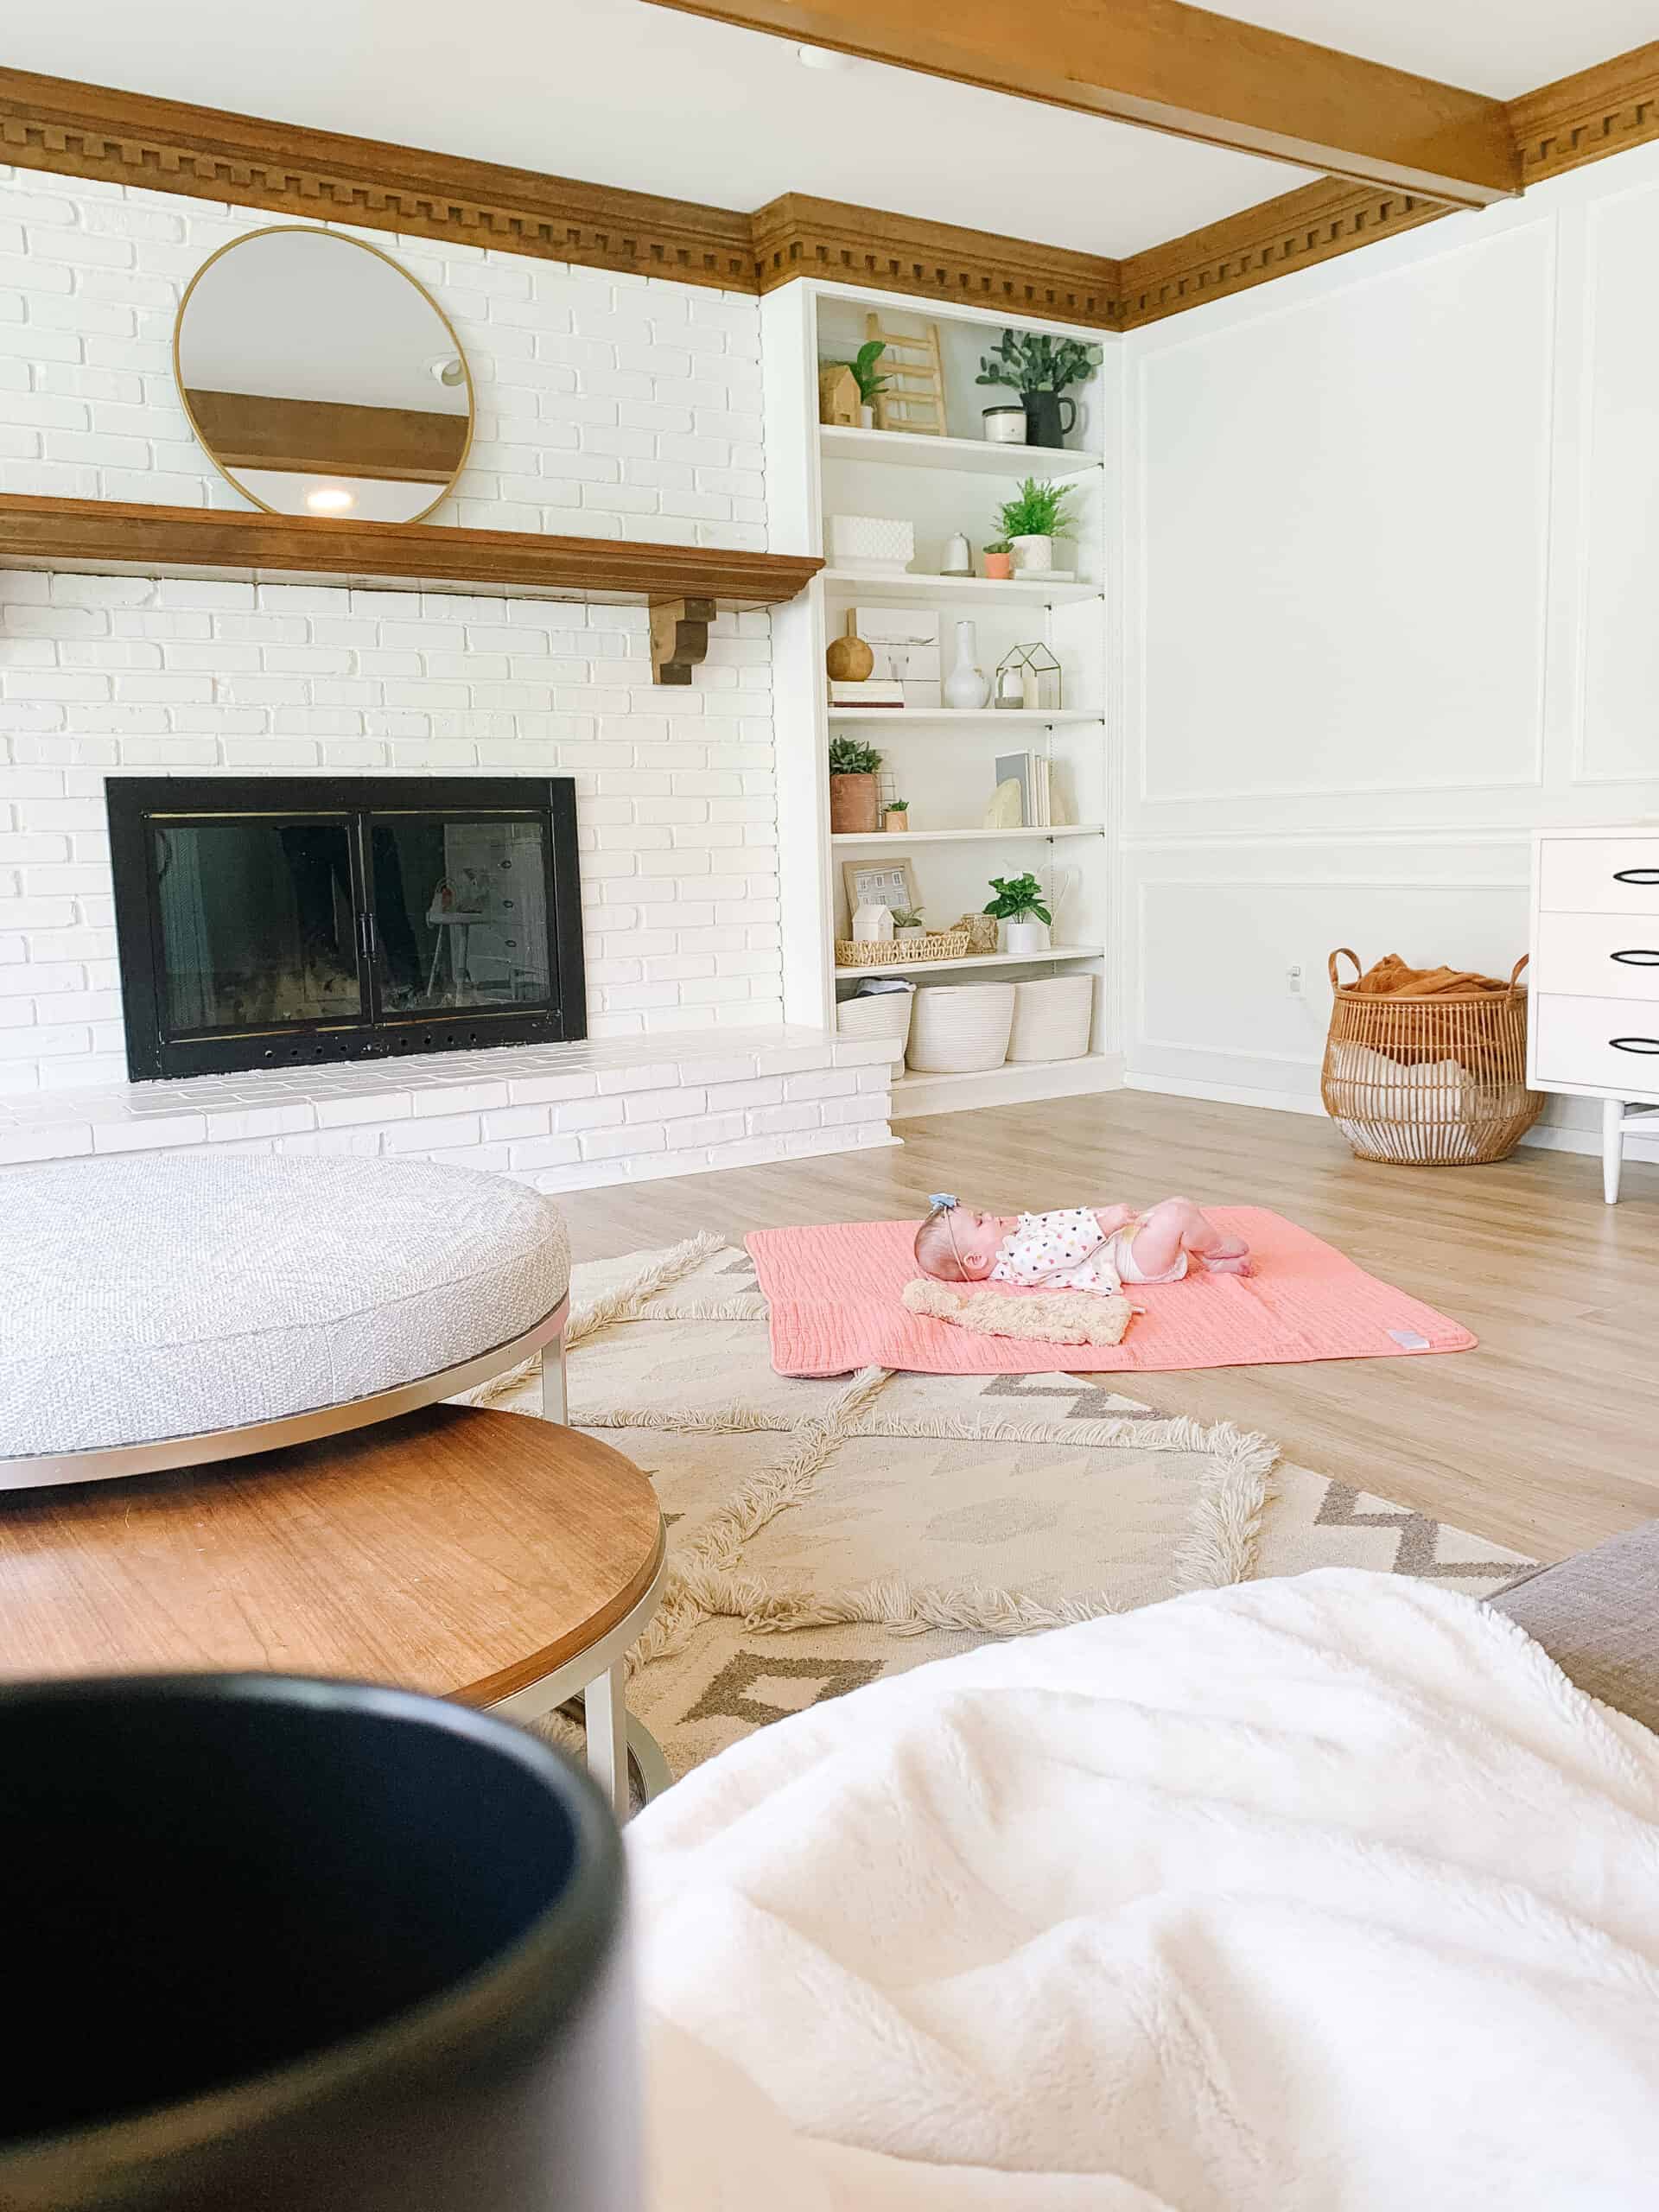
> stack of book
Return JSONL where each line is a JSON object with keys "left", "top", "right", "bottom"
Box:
{"left": 995, "top": 750, "right": 1052, "bottom": 826}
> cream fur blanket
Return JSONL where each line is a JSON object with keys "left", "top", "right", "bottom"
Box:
{"left": 630, "top": 1571, "right": 1659, "bottom": 2209}
{"left": 901, "top": 1274, "right": 1134, "bottom": 1344}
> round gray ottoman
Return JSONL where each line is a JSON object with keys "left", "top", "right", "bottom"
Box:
{"left": 0, "top": 1154, "right": 571, "bottom": 1490}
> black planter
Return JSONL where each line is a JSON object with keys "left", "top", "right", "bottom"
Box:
{"left": 1022, "top": 391, "right": 1077, "bottom": 449}
{"left": 0, "top": 1674, "right": 639, "bottom": 2212}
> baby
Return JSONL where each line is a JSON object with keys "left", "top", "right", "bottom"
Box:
{"left": 914, "top": 1192, "right": 1250, "bottom": 1293}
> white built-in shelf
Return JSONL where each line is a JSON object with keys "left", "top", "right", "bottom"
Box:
{"left": 831, "top": 824, "right": 1103, "bottom": 845}
{"left": 821, "top": 569, "right": 1101, "bottom": 607}
{"left": 820, "top": 425, "right": 1103, "bottom": 480}
{"left": 835, "top": 943, "right": 1103, "bottom": 980}
{"left": 828, "top": 708, "right": 1103, "bottom": 727}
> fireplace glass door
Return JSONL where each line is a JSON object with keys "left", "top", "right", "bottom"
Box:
{"left": 369, "top": 813, "right": 552, "bottom": 1018}
{"left": 153, "top": 811, "right": 369, "bottom": 1037}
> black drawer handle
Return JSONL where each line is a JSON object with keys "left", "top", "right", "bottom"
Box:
{"left": 1614, "top": 868, "right": 1659, "bottom": 885}
{"left": 1611, "top": 1037, "right": 1659, "bottom": 1054}
{"left": 1611, "top": 950, "right": 1659, "bottom": 966}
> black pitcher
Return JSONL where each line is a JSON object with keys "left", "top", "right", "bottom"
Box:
{"left": 1023, "top": 391, "right": 1077, "bottom": 448}
{"left": 0, "top": 1673, "right": 639, "bottom": 2211}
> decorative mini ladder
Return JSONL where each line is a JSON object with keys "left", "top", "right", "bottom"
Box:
{"left": 866, "top": 313, "right": 946, "bottom": 437}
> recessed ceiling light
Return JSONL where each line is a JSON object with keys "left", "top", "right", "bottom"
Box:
{"left": 305, "top": 486, "right": 355, "bottom": 514}
{"left": 797, "top": 44, "right": 852, "bottom": 71}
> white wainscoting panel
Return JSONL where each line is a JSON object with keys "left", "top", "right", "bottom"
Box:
{"left": 1578, "top": 180, "right": 1659, "bottom": 789}
{"left": 1135, "top": 222, "right": 1554, "bottom": 819}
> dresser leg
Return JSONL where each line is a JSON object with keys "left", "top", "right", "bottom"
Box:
{"left": 1603, "top": 1096, "right": 1624, "bottom": 1205}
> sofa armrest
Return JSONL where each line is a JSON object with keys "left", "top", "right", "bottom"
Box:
{"left": 1487, "top": 1521, "right": 1659, "bottom": 1735}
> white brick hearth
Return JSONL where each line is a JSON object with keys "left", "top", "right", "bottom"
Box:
{"left": 0, "top": 1028, "right": 899, "bottom": 1185}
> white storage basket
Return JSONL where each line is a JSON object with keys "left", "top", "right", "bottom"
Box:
{"left": 1007, "top": 975, "right": 1093, "bottom": 1063}
{"left": 836, "top": 988, "right": 913, "bottom": 1052}
{"left": 906, "top": 982, "right": 1015, "bottom": 1074}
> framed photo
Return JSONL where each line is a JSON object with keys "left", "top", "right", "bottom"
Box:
{"left": 841, "top": 855, "right": 919, "bottom": 924}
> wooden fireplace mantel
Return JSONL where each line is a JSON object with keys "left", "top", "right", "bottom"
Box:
{"left": 0, "top": 494, "right": 822, "bottom": 678}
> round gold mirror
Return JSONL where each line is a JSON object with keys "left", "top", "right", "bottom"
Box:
{"left": 175, "top": 226, "right": 474, "bottom": 524}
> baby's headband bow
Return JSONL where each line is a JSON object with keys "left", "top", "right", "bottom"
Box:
{"left": 926, "top": 1192, "right": 958, "bottom": 1211}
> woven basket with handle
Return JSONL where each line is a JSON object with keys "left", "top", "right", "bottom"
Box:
{"left": 1319, "top": 948, "right": 1543, "bottom": 1166}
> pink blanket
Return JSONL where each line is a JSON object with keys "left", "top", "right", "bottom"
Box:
{"left": 747, "top": 1208, "right": 1476, "bottom": 1377}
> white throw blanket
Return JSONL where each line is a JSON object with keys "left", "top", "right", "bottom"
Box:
{"left": 629, "top": 1571, "right": 1659, "bottom": 2209}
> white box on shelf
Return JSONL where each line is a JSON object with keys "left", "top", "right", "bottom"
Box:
{"left": 855, "top": 607, "right": 941, "bottom": 648}
{"left": 827, "top": 515, "right": 915, "bottom": 576}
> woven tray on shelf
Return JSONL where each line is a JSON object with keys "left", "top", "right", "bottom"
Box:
{"left": 836, "top": 930, "right": 969, "bottom": 969}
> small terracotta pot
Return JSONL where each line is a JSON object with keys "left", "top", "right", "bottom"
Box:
{"left": 829, "top": 772, "right": 880, "bottom": 834}
{"left": 883, "top": 808, "right": 908, "bottom": 833}
{"left": 982, "top": 551, "right": 1013, "bottom": 581}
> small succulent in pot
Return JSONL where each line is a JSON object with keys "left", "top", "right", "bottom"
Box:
{"left": 983, "top": 869, "right": 1053, "bottom": 956}
{"left": 883, "top": 796, "right": 910, "bottom": 832}
{"left": 890, "top": 902, "right": 926, "bottom": 943}
{"left": 982, "top": 538, "right": 1012, "bottom": 581}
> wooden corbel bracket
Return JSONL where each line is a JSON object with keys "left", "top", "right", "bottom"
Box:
{"left": 650, "top": 597, "right": 715, "bottom": 686}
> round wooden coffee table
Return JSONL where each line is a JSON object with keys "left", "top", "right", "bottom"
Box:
{"left": 0, "top": 1404, "right": 667, "bottom": 1819}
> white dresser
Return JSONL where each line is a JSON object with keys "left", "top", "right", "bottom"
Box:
{"left": 1529, "top": 825, "right": 1659, "bottom": 1202}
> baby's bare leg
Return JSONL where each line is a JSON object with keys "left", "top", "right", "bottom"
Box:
{"left": 1129, "top": 1198, "right": 1251, "bottom": 1278}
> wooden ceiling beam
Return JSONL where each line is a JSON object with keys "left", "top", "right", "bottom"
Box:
{"left": 639, "top": 0, "right": 1519, "bottom": 207}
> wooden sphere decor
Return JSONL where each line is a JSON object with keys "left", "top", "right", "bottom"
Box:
{"left": 825, "top": 612, "right": 874, "bottom": 683}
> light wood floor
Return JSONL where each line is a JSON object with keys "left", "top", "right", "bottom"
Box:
{"left": 556, "top": 1090, "right": 1659, "bottom": 1563}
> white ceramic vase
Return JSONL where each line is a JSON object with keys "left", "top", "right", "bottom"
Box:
{"left": 1009, "top": 534, "right": 1053, "bottom": 575}
{"left": 944, "top": 619, "right": 990, "bottom": 709}
{"left": 1000, "top": 918, "right": 1052, "bottom": 957}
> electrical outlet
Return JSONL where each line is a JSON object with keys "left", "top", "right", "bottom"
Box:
{"left": 1287, "top": 963, "right": 1305, "bottom": 998}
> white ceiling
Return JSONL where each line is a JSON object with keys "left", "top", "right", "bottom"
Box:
{"left": 1209, "top": 1, "right": 1655, "bottom": 102}
{"left": 6, "top": 0, "right": 1653, "bottom": 260}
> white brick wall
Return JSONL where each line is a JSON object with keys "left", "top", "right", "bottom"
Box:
{"left": 0, "top": 166, "right": 781, "bottom": 1096}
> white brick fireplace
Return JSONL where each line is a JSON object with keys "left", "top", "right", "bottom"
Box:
{"left": 0, "top": 165, "right": 899, "bottom": 1182}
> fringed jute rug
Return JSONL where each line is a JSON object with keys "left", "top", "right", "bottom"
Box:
{"left": 470, "top": 1235, "right": 1534, "bottom": 1783}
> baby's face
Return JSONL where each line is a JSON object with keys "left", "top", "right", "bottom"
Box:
{"left": 947, "top": 1207, "right": 1001, "bottom": 1280}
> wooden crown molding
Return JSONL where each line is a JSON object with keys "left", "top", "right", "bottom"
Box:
{"left": 2, "top": 46, "right": 1658, "bottom": 353}
{"left": 751, "top": 194, "right": 1120, "bottom": 329}
{"left": 0, "top": 67, "right": 754, "bottom": 290}
{"left": 1118, "top": 177, "right": 1446, "bottom": 329}
{"left": 1120, "top": 42, "right": 1659, "bottom": 332}
{"left": 1508, "top": 40, "right": 1659, "bottom": 187}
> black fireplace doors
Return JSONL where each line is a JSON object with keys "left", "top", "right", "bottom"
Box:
{"left": 108, "top": 778, "right": 585, "bottom": 1080}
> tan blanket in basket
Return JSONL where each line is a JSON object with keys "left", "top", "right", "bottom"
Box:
{"left": 1349, "top": 954, "right": 1512, "bottom": 998}
{"left": 1341, "top": 954, "right": 1522, "bottom": 1079}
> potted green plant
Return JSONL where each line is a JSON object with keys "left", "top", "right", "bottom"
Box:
{"left": 976, "top": 329, "right": 1103, "bottom": 448}
{"left": 883, "top": 796, "right": 909, "bottom": 833}
{"left": 993, "top": 479, "right": 1077, "bottom": 578}
{"left": 982, "top": 539, "right": 1012, "bottom": 581}
{"left": 983, "top": 870, "right": 1052, "bottom": 957}
{"left": 833, "top": 339, "right": 888, "bottom": 429}
{"left": 828, "top": 734, "right": 882, "bottom": 834}
{"left": 890, "top": 903, "right": 926, "bottom": 944}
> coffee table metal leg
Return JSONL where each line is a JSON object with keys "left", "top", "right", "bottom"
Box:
{"left": 540, "top": 1331, "right": 568, "bottom": 1423}
{"left": 583, "top": 1662, "right": 630, "bottom": 1820}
